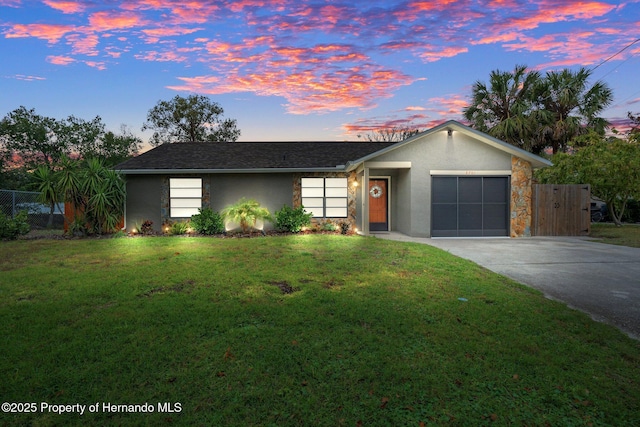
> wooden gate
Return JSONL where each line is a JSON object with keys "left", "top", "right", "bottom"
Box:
{"left": 532, "top": 184, "right": 590, "bottom": 236}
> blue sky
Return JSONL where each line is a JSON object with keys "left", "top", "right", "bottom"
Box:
{"left": 1, "top": 0, "right": 638, "bottom": 149}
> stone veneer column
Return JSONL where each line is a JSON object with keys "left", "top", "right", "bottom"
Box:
{"left": 510, "top": 156, "right": 533, "bottom": 237}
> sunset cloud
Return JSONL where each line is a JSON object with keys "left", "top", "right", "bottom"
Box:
{"left": 0, "top": 0, "right": 634, "bottom": 135}
{"left": 43, "top": 0, "right": 85, "bottom": 13}
{"left": 168, "top": 63, "right": 415, "bottom": 114}
{"left": 47, "top": 55, "right": 76, "bottom": 65}
{"left": 5, "top": 23, "right": 75, "bottom": 43}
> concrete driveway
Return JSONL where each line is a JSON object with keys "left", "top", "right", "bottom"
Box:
{"left": 375, "top": 233, "right": 640, "bottom": 340}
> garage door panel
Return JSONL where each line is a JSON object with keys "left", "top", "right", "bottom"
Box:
{"left": 483, "top": 177, "right": 508, "bottom": 203}
{"left": 459, "top": 177, "right": 482, "bottom": 203}
{"left": 483, "top": 204, "right": 508, "bottom": 227}
{"left": 432, "top": 176, "right": 509, "bottom": 237}
{"left": 432, "top": 177, "right": 457, "bottom": 203}
{"left": 459, "top": 203, "right": 482, "bottom": 230}
{"left": 432, "top": 204, "right": 457, "bottom": 237}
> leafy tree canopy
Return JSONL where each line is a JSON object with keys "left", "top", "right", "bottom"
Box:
{"left": 536, "top": 132, "right": 640, "bottom": 226}
{"left": 142, "top": 95, "right": 240, "bottom": 145}
{"left": 0, "top": 106, "right": 141, "bottom": 171}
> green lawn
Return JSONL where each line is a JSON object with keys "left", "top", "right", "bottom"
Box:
{"left": 590, "top": 222, "right": 640, "bottom": 248}
{"left": 1, "top": 235, "right": 639, "bottom": 426}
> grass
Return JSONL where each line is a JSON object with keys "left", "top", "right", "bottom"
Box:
{"left": 590, "top": 223, "right": 640, "bottom": 248}
{"left": 1, "top": 235, "right": 639, "bottom": 426}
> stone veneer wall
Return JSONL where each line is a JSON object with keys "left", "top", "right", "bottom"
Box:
{"left": 292, "top": 171, "right": 357, "bottom": 229}
{"left": 160, "top": 175, "right": 211, "bottom": 226}
{"left": 510, "top": 157, "right": 533, "bottom": 237}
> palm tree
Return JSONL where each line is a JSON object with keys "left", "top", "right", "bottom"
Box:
{"left": 32, "top": 165, "right": 61, "bottom": 228}
{"left": 221, "top": 198, "right": 272, "bottom": 233}
{"left": 535, "top": 67, "right": 613, "bottom": 154}
{"left": 463, "top": 65, "right": 544, "bottom": 153}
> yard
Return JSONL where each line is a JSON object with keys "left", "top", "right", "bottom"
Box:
{"left": 590, "top": 222, "right": 640, "bottom": 248}
{"left": 1, "top": 234, "right": 639, "bottom": 426}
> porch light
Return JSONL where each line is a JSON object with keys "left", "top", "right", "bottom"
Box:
{"left": 447, "top": 129, "right": 453, "bottom": 137}
{"left": 352, "top": 181, "right": 359, "bottom": 187}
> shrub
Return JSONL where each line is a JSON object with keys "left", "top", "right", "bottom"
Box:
{"left": 275, "top": 205, "right": 312, "bottom": 233}
{"left": 339, "top": 221, "right": 350, "bottom": 235}
{"left": 140, "top": 220, "right": 154, "bottom": 235}
{"left": 320, "top": 220, "right": 338, "bottom": 232}
{"left": 170, "top": 221, "right": 191, "bottom": 235}
{"left": 221, "top": 198, "right": 272, "bottom": 233}
{"left": 191, "top": 207, "right": 224, "bottom": 235}
{"left": 0, "top": 210, "right": 30, "bottom": 240}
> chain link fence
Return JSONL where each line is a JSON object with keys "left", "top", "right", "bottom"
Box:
{"left": 0, "top": 189, "right": 65, "bottom": 229}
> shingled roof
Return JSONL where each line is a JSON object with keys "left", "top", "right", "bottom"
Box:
{"left": 116, "top": 141, "right": 396, "bottom": 173}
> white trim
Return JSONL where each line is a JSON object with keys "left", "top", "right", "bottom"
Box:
{"left": 430, "top": 170, "right": 511, "bottom": 176}
{"left": 363, "top": 161, "right": 411, "bottom": 169}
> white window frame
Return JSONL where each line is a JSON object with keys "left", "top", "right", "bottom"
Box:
{"left": 170, "top": 178, "right": 202, "bottom": 218}
{"left": 301, "top": 177, "right": 348, "bottom": 218}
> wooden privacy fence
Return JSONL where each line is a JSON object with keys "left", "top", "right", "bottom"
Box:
{"left": 532, "top": 184, "right": 591, "bottom": 236}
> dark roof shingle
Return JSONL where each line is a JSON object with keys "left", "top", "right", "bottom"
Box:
{"left": 116, "top": 141, "right": 396, "bottom": 171}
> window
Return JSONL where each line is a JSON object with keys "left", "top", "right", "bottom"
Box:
{"left": 301, "top": 177, "right": 347, "bottom": 217}
{"left": 170, "top": 178, "right": 202, "bottom": 218}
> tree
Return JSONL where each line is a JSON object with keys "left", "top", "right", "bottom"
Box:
{"left": 535, "top": 67, "right": 613, "bottom": 154}
{"left": 0, "top": 106, "right": 64, "bottom": 169}
{"left": 32, "top": 165, "right": 62, "bottom": 228}
{"left": 536, "top": 133, "right": 640, "bottom": 226}
{"left": 142, "top": 95, "right": 240, "bottom": 145}
{"left": 358, "top": 126, "right": 421, "bottom": 142}
{"left": 0, "top": 107, "right": 141, "bottom": 170}
{"left": 30, "top": 155, "right": 125, "bottom": 234}
{"left": 628, "top": 112, "right": 640, "bottom": 143}
{"left": 463, "top": 66, "right": 614, "bottom": 154}
{"left": 463, "top": 65, "right": 544, "bottom": 153}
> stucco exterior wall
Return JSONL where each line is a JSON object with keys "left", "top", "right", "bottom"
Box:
{"left": 124, "top": 175, "right": 163, "bottom": 233}
{"left": 206, "top": 173, "right": 292, "bottom": 231}
{"left": 369, "top": 130, "right": 512, "bottom": 237}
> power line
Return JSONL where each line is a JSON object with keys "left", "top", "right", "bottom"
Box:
{"left": 591, "top": 37, "right": 640, "bottom": 72}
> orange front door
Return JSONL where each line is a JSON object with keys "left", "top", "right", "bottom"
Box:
{"left": 369, "top": 179, "right": 388, "bottom": 231}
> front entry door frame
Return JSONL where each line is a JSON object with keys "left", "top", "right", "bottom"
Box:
{"left": 368, "top": 176, "right": 391, "bottom": 232}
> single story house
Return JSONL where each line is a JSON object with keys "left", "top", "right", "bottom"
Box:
{"left": 116, "top": 120, "right": 551, "bottom": 237}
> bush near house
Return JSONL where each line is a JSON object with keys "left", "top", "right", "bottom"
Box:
{"left": 190, "top": 207, "right": 224, "bottom": 235}
{"left": 274, "top": 205, "right": 312, "bottom": 233}
{"left": 0, "top": 210, "right": 30, "bottom": 240}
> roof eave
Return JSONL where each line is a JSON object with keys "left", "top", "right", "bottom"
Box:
{"left": 116, "top": 166, "right": 348, "bottom": 175}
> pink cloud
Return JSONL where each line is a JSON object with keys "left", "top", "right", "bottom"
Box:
{"left": 43, "top": 0, "right": 85, "bottom": 13}
{"left": 4, "top": 23, "right": 75, "bottom": 43}
{"left": 84, "top": 60, "right": 106, "bottom": 70}
{"left": 141, "top": 26, "right": 202, "bottom": 43}
{"left": 66, "top": 32, "right": 100, "bottom": 55}
{"left": 88, "top": 11, "right": 146, "bottom": 32}
{"left": 426, "top": 95, "right": 469, "bottom": 116}
{"left": 168, "top": 63, "right": 415, "bottom": 114}
{"left": 47, "top": 55, "right": 76, "bottom": 65}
